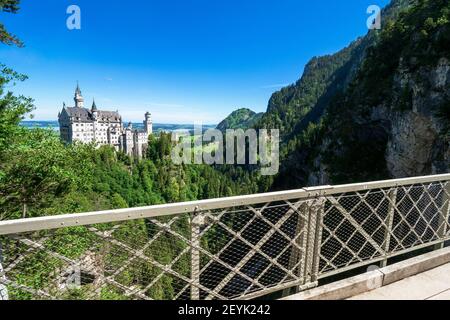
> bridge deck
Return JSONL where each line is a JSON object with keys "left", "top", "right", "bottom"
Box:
{"left": 349, "top": 262, "right": 450, "bottom": 300}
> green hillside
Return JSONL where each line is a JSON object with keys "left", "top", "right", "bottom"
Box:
{"left": 216, "top": 108, "right": 263, "bottom": 132}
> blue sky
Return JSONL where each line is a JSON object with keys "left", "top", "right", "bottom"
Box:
{"left": 0, "top": 0, "right": 389, "bottom": 123}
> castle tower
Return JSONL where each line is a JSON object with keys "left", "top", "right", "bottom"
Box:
{"left": 144, "top": 112, "right": 153, "bottom": 135}
{"left": 74, "top": 82, "right": 84, "bottom": 108}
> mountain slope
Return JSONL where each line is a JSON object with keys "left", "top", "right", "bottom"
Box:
{"left": 273, "top": 0, "right": 450, "bottom": 189}
{"left": 255, "top": 39, "right": 363, "bottom": 138}
{"left": 255, "top": 0, "right": 413, "bottom": 140}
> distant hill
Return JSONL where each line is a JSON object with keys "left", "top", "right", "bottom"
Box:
{"left": 216, "top": 108, "right": 264, "bottom": 132}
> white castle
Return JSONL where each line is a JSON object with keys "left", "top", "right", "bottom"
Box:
{"left": 58, "top": 84, "right": 153, "bottom": 158}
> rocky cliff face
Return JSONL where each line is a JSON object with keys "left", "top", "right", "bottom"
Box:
{"left": 385, "top": 57, "right": 449, "bottom": 178}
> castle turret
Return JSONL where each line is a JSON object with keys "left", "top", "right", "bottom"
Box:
{"left": 144, "top": 112, "right": 153, "bottom": 134}
{"left": 74, "top": 82, "right": 84, "bottom": 108}
{"left": 91, "top": 99, "right": 98, "bottom": 119}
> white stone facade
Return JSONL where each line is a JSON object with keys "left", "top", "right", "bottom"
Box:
{"left": 58, "top": 85, "right": 153, "bottom": 158}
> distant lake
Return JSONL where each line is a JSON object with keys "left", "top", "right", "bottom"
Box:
{"left": 20, "top": 121, "right": 217, "bottom": 134}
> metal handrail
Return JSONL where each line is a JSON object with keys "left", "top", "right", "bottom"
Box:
{"left": 1, "top": 174, "right": 449, "bottom": 235}
{"left": 0, "top": 173, "right": 449, "bottom": 300}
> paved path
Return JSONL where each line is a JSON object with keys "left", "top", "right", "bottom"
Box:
{"left": 349, "top": 263, "right": 450, "bottom": 300}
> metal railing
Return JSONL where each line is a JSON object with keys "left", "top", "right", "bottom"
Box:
{"left": 0, "top": 174, "right": 449, "bottom": 300}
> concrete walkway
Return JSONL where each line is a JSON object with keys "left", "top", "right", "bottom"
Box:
{"left": 282, "top": 247, "right": 450, "bottom": 301}
{"left": 349, "top": 263, "right": 450, "bottom": 300}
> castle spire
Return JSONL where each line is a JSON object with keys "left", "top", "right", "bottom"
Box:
{"left": 74, "top": 82, "right": 84, "bottom": 108}
{"left": 75, "top": 81, "right": 81, "bottom": 95}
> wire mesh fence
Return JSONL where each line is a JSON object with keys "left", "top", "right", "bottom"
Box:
{"left": 0, "top": 175, "right": 449, "bottom": 300}
{"left": 318, "top": 181, "right": 450, "bottom": 277}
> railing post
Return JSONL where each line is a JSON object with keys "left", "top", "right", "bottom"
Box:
{"left": 381, "top": 189, "right": 398, "bottom": 268}
{"left": 0, "top": 243, "right": 8, "bottom": 300}
{"left": 190, "top": 208, "right": 202, "bottom": 300}
{"left": 303, "top": 198, "right": 325, "bottom": 287}
{"left": 434, "top": 182, "right": 450, "bottom": 250}
{"left": 282, "top": 197, "right": 324, "bottom": 297}
{"left": 310, "top": 197, "right": 325, "bottom": 283}
{"left": 282, "top": 201, "right": 309, "bottom": 297}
